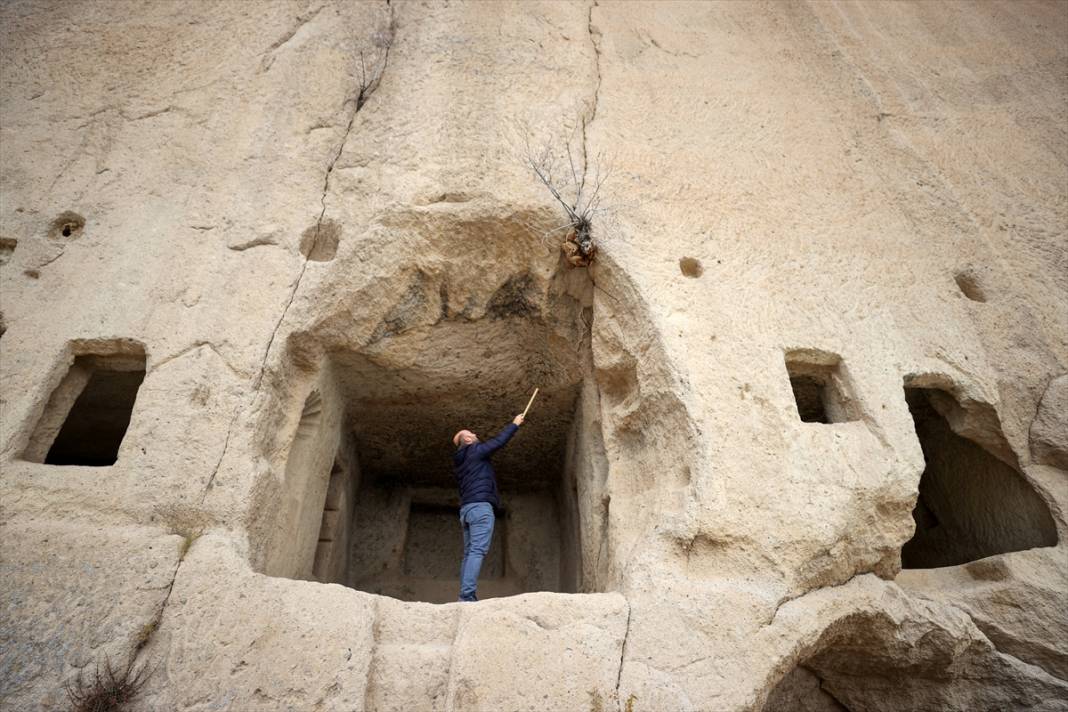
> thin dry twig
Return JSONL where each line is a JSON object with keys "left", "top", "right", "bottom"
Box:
{"left": 354, "top": 12, "right": 394, "bottom": 111}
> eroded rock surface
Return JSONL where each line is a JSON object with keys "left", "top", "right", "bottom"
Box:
{"left": 2, "top": 1, "right": 1066, "bottom": 711}
{"left": 1031, "top": 374, "right": 1068, "bottom": 470}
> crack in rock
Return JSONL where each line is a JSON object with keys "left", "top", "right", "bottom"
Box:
{"left": 581, "top": 0, "right": 603, "bottom": 182}
{"left": 260, "top": 4, "right": 327, "bottom": 72}
{"left": 202, "top": 2, "right": 394, "bottom": 497}
{"left": 767, "top": 572, "right": 864, "bottom": 627}
{"left": 133, "top": 536, "right": 196, "bottom": 660}
{"left": 149, "top": 341, "right": 245, "bottom": 379}
{"left": 614, "top": 599, "right": 632, "bottom": 712}
{"left": 361, "top": 596, "right": 382, "bottom": 711}
{"left": 256, "top": 0, "right": 394, "bottom": 389}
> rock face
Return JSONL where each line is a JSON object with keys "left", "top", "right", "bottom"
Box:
{"left": 1, "top": 1, "right": 1066, "bottom": 711}
{"left": 1031, "top": 375, "right": 1068, "bottom": 470}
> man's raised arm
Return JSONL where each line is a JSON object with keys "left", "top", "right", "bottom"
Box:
{"left": 475, "top": 414, "right": 524, "bottom": 456}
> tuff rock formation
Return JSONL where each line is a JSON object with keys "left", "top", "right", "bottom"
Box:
{"left": 1, "top": 1, "right": 1066, "bottom": 711}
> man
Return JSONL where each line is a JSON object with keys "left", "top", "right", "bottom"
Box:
{"left": 452, "top": 413, "right": 524, "bottom": 602}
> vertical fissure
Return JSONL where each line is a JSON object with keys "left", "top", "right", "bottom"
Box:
{"left": 581, "top": 0, "right": 603, "bottom": 180}
{"left": 361, "top": 596, "right": 382, "bottom": 712}
{"left": 132, "top": 534, "right": 198, "bottom": 662}
{"left": 203, "top": 3, "right": 394, "bottom": 496}
{"left": 259, "top": 0, "right": 394, "bottom": 384}
{"left": 802, "top": 665, "right": 852, "bottom": 712}
{"left": 614, "top": 599, "right": 632, "bottom": 711}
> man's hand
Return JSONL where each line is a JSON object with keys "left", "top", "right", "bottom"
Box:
{"left": 513, "top": 414, "right": 525, "bottom": 426}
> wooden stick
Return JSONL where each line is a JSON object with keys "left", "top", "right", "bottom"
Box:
{"left": 521, "top": 388, "right": 539, "bottom": 418}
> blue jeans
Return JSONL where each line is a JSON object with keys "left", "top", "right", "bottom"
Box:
{"left": 458, "top": 502, "right": 495, "bottom": 602}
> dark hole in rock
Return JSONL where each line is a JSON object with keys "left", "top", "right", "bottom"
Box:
{"left": 0, "top": 237, "right": 16, "bottom": 265}
{"left": 954, "top": 270, "right": 986, "bottom": 302}
{"left": 487, "top": 273, "right": 539, "bottom": 319}
{"left": 679, "top": 257, "right": 703, "bottom": 278}
{"left": 761, "top": 604, "right": 1068, "bottom": 712}
{"left": 762, "top": 666, "right": 848, "bottom": 712}
{"left": 49, "top": 211, "right": 85, "bottom": 240}
{"left": 24, "top": 347, "right": 146, "bottom": 467}
{"left": 789, "top": 374, "right": 829, "bottom": 423}
{"left": 785, "top": 352, "right": 858, "bottom": 424}
{"left": 901, "top": 386, "right": 1057, "bottom": 568}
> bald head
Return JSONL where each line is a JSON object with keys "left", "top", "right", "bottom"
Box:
{"left": 453, "top": 429, "right": 478, "bottom": 448}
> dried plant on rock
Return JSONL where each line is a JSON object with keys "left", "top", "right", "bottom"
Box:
{"left": 355, "top": 47, "right": 388, "bottom": 111}
{"left": 522, "top": 124, "right": 612, "bottom": 268}
{"left": 354, "top": 8, "right": 394, "bottom": 110}
{"left": 65, "top": 655, "right": 152, "bottom": 712}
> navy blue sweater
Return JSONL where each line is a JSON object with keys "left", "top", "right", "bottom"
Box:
{"left": 453, "top": 423, "right": 518, "bottom": 509}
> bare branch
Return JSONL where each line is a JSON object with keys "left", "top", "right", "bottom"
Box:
{"left": 566, "top": 122, "right": 581, "bottom": 206}
{"left": 527, "top": 152, "right": 580, "bottom": 223}
{"left": 520, "top": 116, "right": 613, "bottom": 267}
{"left": 585, "top": 159, "right": 613, "bottom": 214}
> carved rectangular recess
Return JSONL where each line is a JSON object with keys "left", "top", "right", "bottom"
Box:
{"left": 785, "top": 350, "right": 858, "bottom": 424}
{"left": 23, "top": 348, "right": 146, "bottom": 466}
{"left": 402, "top": 502, "right": 505, "bottom": 579}
{"left": 312, "top": 460, "right": 352, "bottom": 582}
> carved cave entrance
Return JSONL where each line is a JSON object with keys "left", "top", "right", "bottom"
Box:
{"left": 263, "top": 280, "right": 608, "bottom": 604}
{"left": 900, "top": 385, "right": 1057, "bottom": 569}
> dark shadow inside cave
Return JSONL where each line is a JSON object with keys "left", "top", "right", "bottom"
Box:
{"left": 261, "top": 275, "right": 610, "bottom": 603}
{"left": 901, "top": 386, "right": 1057, "bottom": 569}
{"left": 23, "top": 347, "right": 146, "bottom": 467}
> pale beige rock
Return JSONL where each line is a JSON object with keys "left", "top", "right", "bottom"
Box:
{"left": 0, "top": 520, "right": 182, "bottom": 710}
{"left": 1031, "top": 374, "right": 1068, "bottom": 469}
{"left": 761, "top": 575, "right": 1068, "bottom": 712}
{"left": 136, "top": 535, "right": 378, "bottom": 711}
{"left": 1, "top": 1, "right": 1066, "bottom": 711}
{"left": 444, "top": 592, "right": 628, "bottom": 712}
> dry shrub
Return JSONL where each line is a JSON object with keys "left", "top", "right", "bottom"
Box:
{"left": 65, "top": 655, "right": 151, "bottom": 712}
{"left": 521, "top": 121, "right": 612, "bottom": 267}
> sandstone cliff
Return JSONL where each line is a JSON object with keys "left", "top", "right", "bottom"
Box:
{"left": 1, "top": 1, "right": 1066, "bottom": 710}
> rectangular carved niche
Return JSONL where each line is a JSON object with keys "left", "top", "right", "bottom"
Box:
{"left": 402, "top": 502, "right": 506, "bottom": 579}
{"left": 312, "top": 460, "right": 356, "bottom": 583}
{"left": 24, "top": 346, "right": 147, "bottom": 466}
{"left": 785, "top": 349, "right": 859, "bottom": 424}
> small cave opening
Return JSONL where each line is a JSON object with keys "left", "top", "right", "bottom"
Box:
{"left": 785, "top": 350, "right": 858, "bottom": 424}
{"left": 0, "top": 236, "right": 16, "bottom": 265}
{"left": 23, "top": 345, "right": 147, "bottom": 467}
{"left": 762, "top": 601, "right": 1068, "bottom": 712}
{"left": 259, "top": 271, "right": 609, "bottom": 603}
{"left": 762, "top": 665, "right": 847, "bottom": 712}
{"left": 954, "top": 270, "right": 986, "bottom": 303}
{"left": 900, "top": 385, "right": 1057, "bottom": 569}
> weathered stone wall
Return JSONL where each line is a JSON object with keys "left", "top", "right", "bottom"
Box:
{"left": 1, "top": 1, "right": 1065, "bottom": 710}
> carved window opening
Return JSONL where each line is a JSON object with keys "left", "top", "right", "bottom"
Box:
{"left": 785, "top": 350, "right": 858, "bottom": 424}
{"left": 24, "top": 347, "right": 146, "bottom": 467}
